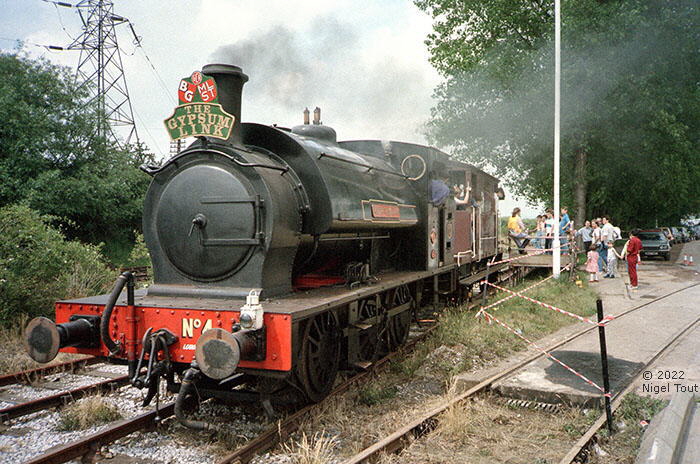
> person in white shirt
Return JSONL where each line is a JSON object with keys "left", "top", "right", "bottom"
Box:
{"left": 601, "top": 217, "right": 616, "bottom": 243}
{"left": 599, "top": 217, "right": 616, "bottom": 271}
{"left": 544, "top": 210, "right": 554, "bottom": 253}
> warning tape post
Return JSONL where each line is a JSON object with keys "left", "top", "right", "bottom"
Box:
{"left": 477, "top": 267, "right": 616, "bottom": 431}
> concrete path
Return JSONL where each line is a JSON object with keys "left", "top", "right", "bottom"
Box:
{"left": 491, "top": 241, "right": 700, "bottom": 406}
{"left": 679, "top": 399, "right": 700, "bottom": 464}
{"left": 635, "top": 393, "right": 699, "bottom": 464}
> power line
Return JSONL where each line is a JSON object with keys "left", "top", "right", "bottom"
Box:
{"left": 122, "top": 21, "right": 176, "bottom": 105}
{"left": 51, "top": 2, "right": 78, "bottom": 42}
{"left": 131, "top": 104, "right": 165, "bottom": 158}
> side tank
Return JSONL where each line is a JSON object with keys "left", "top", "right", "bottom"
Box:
{"left": 242, "top": 123, "right": 421, "bottom": 235}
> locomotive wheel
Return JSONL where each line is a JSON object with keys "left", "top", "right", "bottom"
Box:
{"left": 386, "top": 285, "right": 413, "bottom": 351}
{"left": 357, "top": 298, "right": 383, "bottom": 363}
{"left": 298, "top": 311, "right": 340, "bottom": 402}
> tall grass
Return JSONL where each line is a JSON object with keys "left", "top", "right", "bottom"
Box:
{"left": 397, "top": 271, "right": 599, "bottom": 381}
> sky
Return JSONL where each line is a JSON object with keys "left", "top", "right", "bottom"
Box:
{"left": 0, "top": 0, "right": 540, "bottom": 217}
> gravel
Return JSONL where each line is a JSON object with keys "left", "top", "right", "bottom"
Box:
{"left": 251, "top": 452, "right": 295, "bottom": 463}
{"left": 108, "top": 431, "right": 213, "bottom": 464}
{"left": 0, "top": 383, "right": 57, "bottom": 402}
{"left": 41, "top": 372, "right": 112, "bottom": 389}
{"left": 0, "top": 381, "right": 174, "bottom": 462}
{"left": 87, "top": 364, "right": 128, "bottom": 375}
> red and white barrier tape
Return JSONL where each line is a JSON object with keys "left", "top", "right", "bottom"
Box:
{"left": 481, "top": 309, "right": 611, "bottom": 397}
{"left": 485, "top": 281, "right": 615, "bottom": 327}
{"left": 475, "top": 273, "right": 557, "bottom": 318}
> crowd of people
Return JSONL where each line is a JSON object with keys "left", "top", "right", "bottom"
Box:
{"left": 507, "top": 207, "right": 573, "bottom": 254}
{"left": 581, "top": 221, "right": 642, "bottom": 289}
{"left": 507, "top": 209, "right": 643, "bottom": 289}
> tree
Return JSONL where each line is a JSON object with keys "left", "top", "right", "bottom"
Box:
{"left": 0, "top": 51, "right": 153, "bottom": 244}
{"left": 415, "top": 0, "right": 700, "bottom": 228}
{"left": 0, "top": 204, "right": 114, "bottom": 323}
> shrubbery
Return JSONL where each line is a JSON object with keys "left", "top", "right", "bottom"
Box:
{"left": 0, "top": 204, "right": 115, "bottom": 324}
{"left": 126, "top": 231, "right": 151, "bottom": 267}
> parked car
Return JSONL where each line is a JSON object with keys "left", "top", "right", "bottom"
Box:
{"left": 660, "top": 227, "right": 675, "bottom": 244}
{"left": 679, "top": 227, "right": 691, "bottom": 242}
{"left": 637, "top": 230, "right": 671, "bottom": 261}
{"left": 689, "top": 227, "right": 698, "bottom": 241}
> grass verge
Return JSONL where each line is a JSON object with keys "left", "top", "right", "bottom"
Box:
{"left": 588, "top": 393, "right": 667, "bottom": 462}
{"left": 395, "top": 270, "right": 599, "bottom": 382}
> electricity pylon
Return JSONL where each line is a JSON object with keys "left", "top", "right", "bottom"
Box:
{"left": 66, "top": 0, "right": 139, "bottom": 145}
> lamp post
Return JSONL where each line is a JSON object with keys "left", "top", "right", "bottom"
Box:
{"left": 553, "top": 0, "right": 561, "bottom": 278}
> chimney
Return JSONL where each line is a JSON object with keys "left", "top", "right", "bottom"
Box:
{"left": 303, "top": 107, "right": 310, "bottom": 125}
{"left": 201, "top": 63, "right": 249, "bottom": 146}
{"left": 313, "top": 107, "right": 321, "bottom": 125}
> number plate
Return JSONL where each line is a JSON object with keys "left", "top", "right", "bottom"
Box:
{"left": 645, "top": 251, "right": 658, "bottom": 255}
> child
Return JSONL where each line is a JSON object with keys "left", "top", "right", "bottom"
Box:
{"left": 535, "top": 215, "right": 545, "bottom": 249}
{"left": 586, "top": 243, "right": 599, "bottom": 283}
{"left": 604, "top": 241, "right": 622, "bottom": 278}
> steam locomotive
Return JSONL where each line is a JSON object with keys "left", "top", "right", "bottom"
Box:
{"left": 24, "top": 63, "right": 503, "bottom": 427}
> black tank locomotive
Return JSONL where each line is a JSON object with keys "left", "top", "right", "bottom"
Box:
{"left": 24, "top": 63, "right": 503, "bottom": 426}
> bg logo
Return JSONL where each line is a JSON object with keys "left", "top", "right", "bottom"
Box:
{"left": 182, "top": 318, "right": 213, "bottom": 338}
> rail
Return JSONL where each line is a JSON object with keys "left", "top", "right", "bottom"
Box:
{"left": 0, "top": 375, "right": 130, "bottom": 423}
{"left": 25, "top": 402, "right": 175, "bottom": 464}
{"left": 0, "top": 357, "right": 98, "bottom": 387}
{"left": 558, "top": 314, "right": 700, "bottom": 464}
{"left": 342, "top": 281, "right": 700, "bottom": 464}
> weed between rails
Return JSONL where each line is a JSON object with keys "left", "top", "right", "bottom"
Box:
{"left": 282, "top": 431, "right": 338, "bottom": 464}
{"left": 56, "top": 395, "right": 123, "bottom": 431}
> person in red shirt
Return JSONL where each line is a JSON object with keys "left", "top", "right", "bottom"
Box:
{"left": 626, "top": 229, "right": 643, "bottom": 289}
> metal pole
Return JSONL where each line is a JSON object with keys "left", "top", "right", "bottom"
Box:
{"left": 553, "top": 0, "right": 561, "bottom": 278}
{"left": 481, "top": 265, "right": 491, "bottom": 308}
{"left": 596, "top": 299, "right": 614, "bottom": 434}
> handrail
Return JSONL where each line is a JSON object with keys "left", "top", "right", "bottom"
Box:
{"left": 317, "top": 152, "right": 409, "bottom": 179}
{"left": 140, "top": 148, "right": 289, "bottom": 176}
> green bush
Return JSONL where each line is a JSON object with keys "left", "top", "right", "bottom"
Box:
{"left": 127, "top": 231, "right": 151, "bottom": 267}
{"left": 0, "top": 204, "right": 115, "bottom": 323}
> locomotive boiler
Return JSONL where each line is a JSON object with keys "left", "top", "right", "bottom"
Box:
{"left": 24, "top": 63, "right": 503, "bottom": 427}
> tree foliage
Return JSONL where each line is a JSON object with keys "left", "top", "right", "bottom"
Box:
{"left": 0, "top": 51, "right": 153, "bottom": 243}
{"left": 0, "top": 204, "right": 114, "bottom": 323}
{"left": 415, "top": 0, "right": 700, "bottom": 227}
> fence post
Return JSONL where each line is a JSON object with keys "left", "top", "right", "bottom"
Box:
{"left": 482, "top": 263, "right": 491, "bottom": 308}
{"left": 597, "top": 298, "right": 614, "bottom": 434}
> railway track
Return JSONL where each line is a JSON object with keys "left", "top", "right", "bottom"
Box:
{"left": 0, "top": 374, "right": 130, "bottom": 423}
{"left": 21, "top": 322, "right": 439, "bottom": 464}
{"left": 0, "top": 357, "right": 133, "bottom": 423}
{"left": 25, "top": 402, "right": 175, "bottom": 464}
{"left": 558, "top": 314, "right": 700, "bottom": 464}
{"left": 0, "top": 356, "right": 98, "bottom": 387}
{"left": 341, "top": 281, "right": 700, "bottom": 464}
{"left": 6, "top": 262, "right": 521, "bottom": 463}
